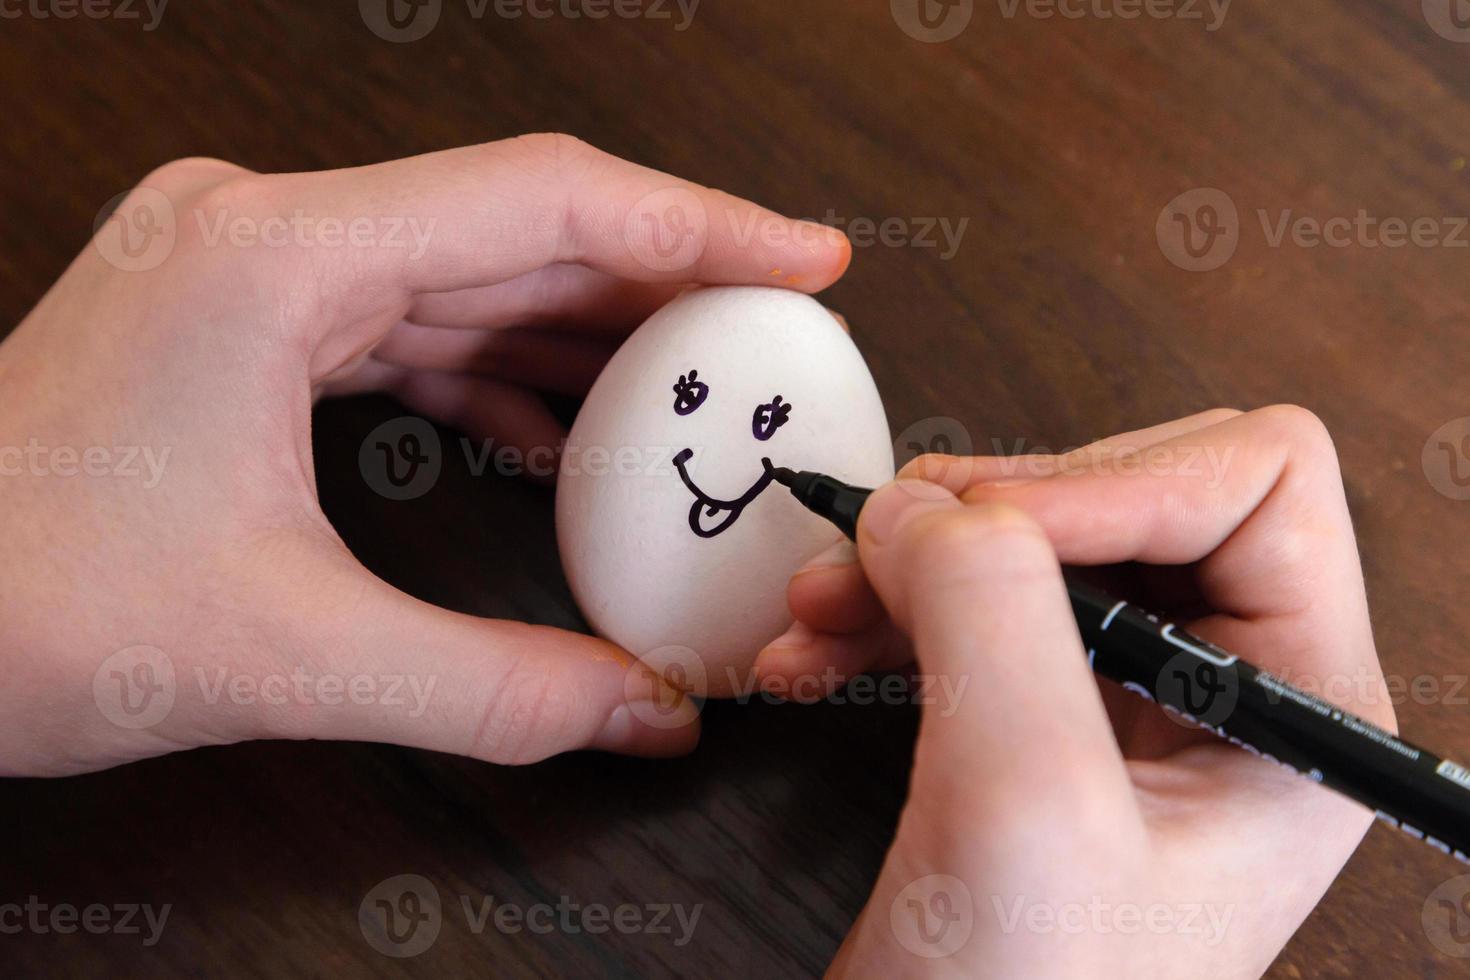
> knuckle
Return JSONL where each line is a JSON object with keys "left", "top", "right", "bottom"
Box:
{"left": 498, "top": 133, "right": 605, "bottom": 260}
{"left": 1254, "top": 403, "right": 1334, "bottom": 451}
{"left": 138, "top": 156, "right": 249, "bottom": 194}
{"left": 185, "top": 170, "right": 268, "bottom": 221}
{"left": 1198, "top": 406, "right": 1244, "bottom": 425}
{"left": 507, "top": 131, "right": 599, "bottom": 171}
{"left": 159, "top": 171, "right": 312, "bottom": 306}
{"left": 152, "top": 171, "right": 272, "bottom": 265}
{"left": 1253, "top": 404, "right": 1342, "bottom": 476}
{"left": 545, "top": 131, "right": 595, "bottom": 156}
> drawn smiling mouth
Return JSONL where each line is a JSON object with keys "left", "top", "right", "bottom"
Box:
{"left": 672, "top": 449, "right": 776, "bottom": 539}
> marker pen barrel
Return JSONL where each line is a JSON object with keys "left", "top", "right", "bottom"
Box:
{"left": 771, "top": 467, "right": 1470, "bottom": 864}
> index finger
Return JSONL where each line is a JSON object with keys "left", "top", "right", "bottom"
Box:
{"left": 267, "top": 133, "right": 851, "bottom": 309}
{"left": 965, "top": 405, "right": 1385, "bottom": 718}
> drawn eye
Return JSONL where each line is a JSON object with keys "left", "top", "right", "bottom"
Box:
{"left": 751, "top": 395, "right": 793, "bottom": 441}
{"left": 672, "top": 370, "right": 709, "bottom": 416}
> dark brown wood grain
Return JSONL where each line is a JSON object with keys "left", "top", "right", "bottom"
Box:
{"left": 4, "top": 1, "right": 1470, "bottom": 976}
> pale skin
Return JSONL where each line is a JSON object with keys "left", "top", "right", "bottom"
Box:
{"left": 755, "top": 408, "right": 1397, "bottom": 977}
{"left": 2, "top": 135, "right": 1388, "bottom": 976}
{"left": 0, "top": 133, "right": 849, "bottom": 774}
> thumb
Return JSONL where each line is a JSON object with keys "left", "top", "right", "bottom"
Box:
{"left": 259, "top": 549, "right": 701, "bottom": 764}
{"left": 855, "top": 480, "right": 1131, "bottom": 809}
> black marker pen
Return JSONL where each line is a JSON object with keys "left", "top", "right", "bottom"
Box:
{"left": 770, "top": 467, "right": 1470, "bottom": 865}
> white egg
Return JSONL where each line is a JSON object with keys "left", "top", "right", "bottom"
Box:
{"left": 556, "top": 286, "right": 894, "bottom": 697}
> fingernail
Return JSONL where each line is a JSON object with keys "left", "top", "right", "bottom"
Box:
{"left": 753, "top": 622, "right": 817, "bottom": 691}
{"left": 859, "top": 480, "right": 958, "bottom": 546}
{"left": 593, "top": 695, "right": 700, "bottom": 755}
{"left": 958, "top": 476, "right": 1043, "bottom": 508}
{"left": 593, "top": 703, "right": 636, "bottom": 748}
{"left": 760, "top": 621, "right": 815, "bottom": 657}
{"left": 793, "top": 540, "right": 858, "bottom": 575}
{"left": 969, "top": 477, "right": 1038, "bottom": 491}
{"left": 909, "top": 454, "right": 958, "bottom": 481}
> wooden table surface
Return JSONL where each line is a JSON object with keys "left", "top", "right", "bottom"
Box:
{"left": 5, "top": 1, "right": 1470, "bottom": 976}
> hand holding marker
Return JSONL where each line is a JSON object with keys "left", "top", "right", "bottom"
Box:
{"left": 771, "top": 466, "right": 1470, "bottom": 864}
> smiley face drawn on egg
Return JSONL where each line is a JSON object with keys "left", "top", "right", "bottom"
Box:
{"left": 555, "top": 286, "right": 895, "bottom": 695}
{"left": 669, "top": 370, "right": 792, "bottom": 538}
